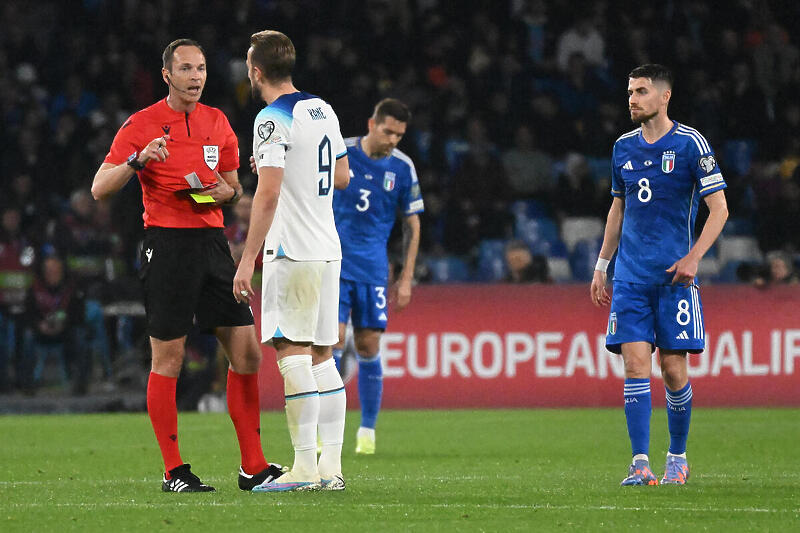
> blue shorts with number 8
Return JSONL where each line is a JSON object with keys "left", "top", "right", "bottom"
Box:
{"left": 338, "top": 278, "right": 388, "bottom": 330}
{"left": 606, "top": 280, "right": 705, "bottom": 354}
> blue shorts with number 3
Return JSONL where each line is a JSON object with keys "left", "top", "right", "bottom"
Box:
{"left": 338, "top": 278, "right": 389, "bottom": 330}
{"left": 606, "top": 280, "right": 705, "bottom": 354}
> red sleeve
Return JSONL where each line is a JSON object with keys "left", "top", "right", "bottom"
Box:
{"left": 104, "top": 115, "right": 144, "bottom": 165}
{"left": 218, "top": 112, "right": 239, "bottom": 172}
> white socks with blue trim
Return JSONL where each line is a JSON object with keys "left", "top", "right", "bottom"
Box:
{"left": 312, "top": 357, "right": 346, "bottom": 478}
{"left": 278, "top": 354, "right": 320, "bottom": 479}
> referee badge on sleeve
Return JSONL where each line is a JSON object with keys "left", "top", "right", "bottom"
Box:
{"left": 203, "top": 145, "right": 219, "bottom": 170}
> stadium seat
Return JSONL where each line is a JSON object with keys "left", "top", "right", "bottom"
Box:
{"left": 717, "top": 236, "right": 762, "bottom": 265}
{"left": 561, "top": 217, "right": 604, "bottom": 253}
{"left": 528, "top": 237, "right": 568, "bottom": 258}
{"left": 569, "top": 238, "right": 603, "bottom": 282}
{"left": 696, "top": 257, "right": 721, "bottom": 282}
{"left": 724, "top": 139, "right": 757, "bottom": 177}
{"left": 715, "top": 260, "right": 744, "bottom": 283}
{"left": 426, "top": 256, "right": 470, "bottom": 283}
{"left": 515, "top": 217, "right": 560, "bottom": 247}
{"left": 475, "top": 239, "right": 508, "bottom": 281}
{"left": 587, "top": 157, "right": 612, "bottom": 183}
{"left": 510, "top": 199, "right": 549, "bottom": 221}
{"left": 547, "top": 257, "right": 572, "bottom": 282}
{"left": 721, "top": 217, "right": 755, "bottom": 237}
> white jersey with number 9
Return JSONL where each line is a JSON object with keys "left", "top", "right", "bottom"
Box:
{"left": 253, "top": 91, "right": 347, "bottom": 262}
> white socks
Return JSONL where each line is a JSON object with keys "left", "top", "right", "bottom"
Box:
{"left": 278, "top": 355, "right": 319, "bottom": 479}
{"left": 312, "top": 357, "right": 346, "bottom": 478}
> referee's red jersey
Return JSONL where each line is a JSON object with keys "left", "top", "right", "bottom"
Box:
{"left": 104, "top": 99, "right": 239, "bottom": 228}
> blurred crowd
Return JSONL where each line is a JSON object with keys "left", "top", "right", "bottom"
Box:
{"left": 2, "top": 0, "right": 799, "bottom": 394}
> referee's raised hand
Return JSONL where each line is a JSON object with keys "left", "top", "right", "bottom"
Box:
{"left": 139, "top": 135, "right": 170, "bottom": 164}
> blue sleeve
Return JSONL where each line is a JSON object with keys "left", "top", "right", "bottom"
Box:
{"left": 690, "top": 141, "right": 727, "bottom": 197}
{"left": 611, "top": 143, "right": 624, "bottom": 198}
{"left": 402, "top": 161, "right": 424, "bottom": 215}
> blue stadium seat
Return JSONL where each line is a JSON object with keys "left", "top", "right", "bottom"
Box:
{"left": 528, "top": 237, "right": 568, "bottom": 258}
{"left": 426, "top": 256, "right": 470, "bottom": 283}
{"left": 475, "top": 239, "right": 508, "bottom": 282}
{"left": 569, "top": 238, "right": 603, "bottom": 282}
{"left": 587, "top": 157, "right": 612, "bottom": 183}
{"left": 714, "top": 260, "right": 744, "bottom": 283}
{"left": 510, "top": 199, "right": 549, "bottom": 221}
{"left": 722, "top": 217, "right": 755, "bottom": 237}
{"left": 724, "top": 139, "right": 757, "bottom": 177}
{"left": 515, "top": 217, "right": 560, "bottom": 247}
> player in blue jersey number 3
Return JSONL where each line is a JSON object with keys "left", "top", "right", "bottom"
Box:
{"left": 332, "top": 99, "right": 423, "bottom": 454}
{"left": 590, "top": 64, "right": 728, "bottom": 486}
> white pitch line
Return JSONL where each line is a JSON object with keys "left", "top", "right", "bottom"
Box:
{"left": 2, "top": 501, "right": 798, "bottom": 514}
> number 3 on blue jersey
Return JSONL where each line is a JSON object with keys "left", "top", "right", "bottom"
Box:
{"left": 356, "top": 188, "right": 371, "bottom": 211}
{"left": 318, "top": 135, "right": 332, "bottom": 196}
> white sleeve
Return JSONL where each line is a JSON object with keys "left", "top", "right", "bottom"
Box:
{"left": 254, "top": 112, "right": 292, "bottom": 169}
{"left": 330, "top": 109, "right": 347, "bottom": 159}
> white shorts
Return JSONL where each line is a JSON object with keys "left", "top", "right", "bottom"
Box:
{"left": 260, "top": 258, "right": 340, "bottom": 346}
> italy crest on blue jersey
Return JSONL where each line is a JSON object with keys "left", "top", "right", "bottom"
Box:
{"left": 610, "top": 121, "right": 727, "bottom": 285}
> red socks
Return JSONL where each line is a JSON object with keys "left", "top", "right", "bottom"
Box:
{"left": 147, "top": 372, "right": 183, "bottom": 474}
{"left": 227, "top": 369, "right": 268, "bottom": 474}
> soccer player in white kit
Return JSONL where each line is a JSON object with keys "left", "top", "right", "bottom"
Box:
{"left": 233, "top": 30, "right": 350, "bottom": 492}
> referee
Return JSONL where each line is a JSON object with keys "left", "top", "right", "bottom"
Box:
{"left": 92, "top": 39, "right": 283, "bottom": 493}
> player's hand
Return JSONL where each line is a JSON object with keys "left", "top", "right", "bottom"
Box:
{"left": 666, "top": 255, "right": 699, "bottom": 287}
{"left": 391, "top": 279, "right": 413, "bottom": 311}
{"left": 590, "top": 270, "right": 610, "bottom": 307}
{"left": 139, "top": 135, "right": 170, "bottom": 165}
{"left": 206, "top": 171, "right": 235, "bottom": 204}
{"left": 233, "top": 261, "right": 255, "bottom": 304}
{"left": 249, "top": 155, "right": 257, "bottom": 175}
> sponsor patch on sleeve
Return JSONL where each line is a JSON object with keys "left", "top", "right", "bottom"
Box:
{"left": 407, "top": 199, "right": 424, "bottom": 212}
{"left": 700, "top": 173, "right": 724, "bottom": 187}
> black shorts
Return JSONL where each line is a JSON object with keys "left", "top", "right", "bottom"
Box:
{"left": 139, "top": 227, "right": 254, "bottom": 340}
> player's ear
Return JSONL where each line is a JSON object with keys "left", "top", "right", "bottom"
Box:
{"left": 662, "top": 88, "right": 671, "bottom": 105}
{"left": 253, "top": 66, "right": 265, "bottom": 85}
{"left": 367, "top": 117, "right": 375, "bottom": 132}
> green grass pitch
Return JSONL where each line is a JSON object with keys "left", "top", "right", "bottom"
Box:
{"left": 1, "top": 408, "right": 798, "bottom": 531}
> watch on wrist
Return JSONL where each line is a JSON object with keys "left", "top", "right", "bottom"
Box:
{"left": 126, "top": 152, "right": 145, "bottom": 171}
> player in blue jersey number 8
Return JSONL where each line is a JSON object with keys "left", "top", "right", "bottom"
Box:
{"left": 332, "top": 99, "right": 424, "bottom": 454}
{"left": 590, "top": 64, "right": 728, "bottom": 486}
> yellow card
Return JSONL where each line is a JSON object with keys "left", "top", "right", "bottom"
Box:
{"left": 190, "top": 193, "right": 215, "bottom": 204}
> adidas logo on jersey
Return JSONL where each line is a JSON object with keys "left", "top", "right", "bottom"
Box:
{"left": 623, "top": 161, "right": 633, "bottom": 170}
{"left": 378, "top": 312, "right": 387, "bottom": 321}
{"left": 675, "top": 330, "right": 689, "bottom": 340}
